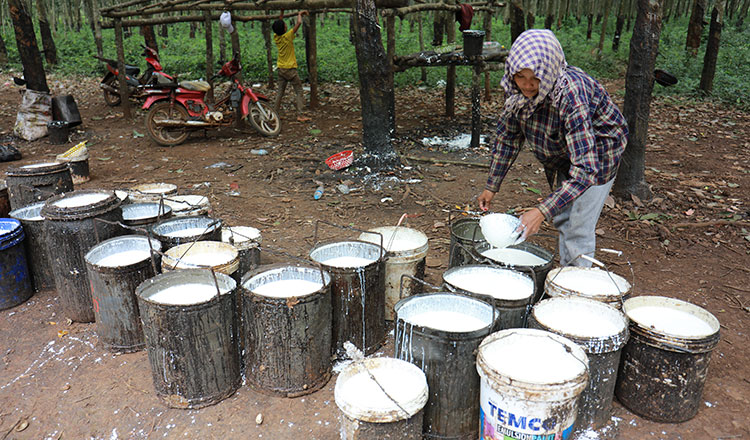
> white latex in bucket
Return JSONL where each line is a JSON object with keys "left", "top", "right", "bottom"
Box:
{"left": 358, "top": 226, "right": 429, "bottom": 320}
{"left": 479, "top": 213, "right": 524, "bottom": 249}
{"left": 623, "top": 295, "right": 719, "bottom": 340}
{"left": 221, "top": 226, "right": 262, "bottom": 250}
{"left": 480, "top": 247, "right": 549, "bottom": 266}
{"left": 443, "top": 265, "right": 533, "bottom": 302}
{"left": 545, "top": 267, "right": 631, "bottom": 307}
{"left": 162, "top": 241, "right": 239, "bottom": 276}
{"left": 476, "top": 328, "right": 589, "bottom": 440}
{"left": 335, "top": 357, "right": 428, "bottom": 423}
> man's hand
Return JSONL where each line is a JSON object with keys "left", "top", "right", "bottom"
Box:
{"left": 518, "top": 208, "right": 544, "bottom": 239}
{"left": 478, "top": 189, "right": 496, "bottom": 212}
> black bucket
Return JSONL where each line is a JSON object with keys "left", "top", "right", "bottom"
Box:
{"left": 395, "top": 292, "right": 498, "bottom": 439}
{"left": 41, "top": 190, "right": 123, "bottom": 322}
{"left": 309, "top": 239, "right": 386, "bottom": 357}
{"left": 47, "top": 121, "right": 70, "bottom": 144}
{"left": 462, "top": 30, "right": 485, "bottom": 57}
{"left": 52, "top": 94, "right": 82, "bottom": 127}
{"left": 222, "top": 226, "right": 261, "bottom": 279}
{"left": 529, "top": 296, "right": 629, "bottom": 431}
{"left": 474, "top": 241, "right": 554, "bottom": 304}
{"left": 442, "top": 264, "right": 534, "bottom": 330}
{"left": 122, "top": 202, "right": 173, "bottom": 233}
{"left": 0, "top": 219, "right": 33, "bottom": 310}
{"left": 242, "top": 263, "right": 333, "bottom": 396}
{"left": 615, "top": 296, "right": 720, "bottom": 423}
{"left": 136, "top": 269, "right": 241, "bottom": 409}
{"left": 448, "top": 217, "right": 485, "bottom": 268}
{"left": 9, "top": 201, "right": 55, "bottom": 292}
{"left": 0, "top": 181, "right": 10, "bottom": 218}
{"left": 5, "top": 161, "right": 74, "bottom": 211}
{"left": 85, "top": 235, "right": 162, "bottom": 352}
{"left": 151, "top": 215, "right": 222, "bottom": 250}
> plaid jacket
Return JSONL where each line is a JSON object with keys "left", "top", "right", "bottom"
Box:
{"left": 487, "top": 67, "right": 628, "bottom": 219}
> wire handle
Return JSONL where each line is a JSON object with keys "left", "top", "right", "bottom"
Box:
{"left": 259, "top": 244, "right": 327, "bottom": 287}
{"left": 313, "top": 219, "right": 384, "bottom": 261}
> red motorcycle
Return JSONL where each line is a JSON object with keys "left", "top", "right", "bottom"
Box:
{"left": 95, "top": 45, "right": 175, "bottom": 106}
{"left": 142, "top": 55, "right": 280, "bottom": 146}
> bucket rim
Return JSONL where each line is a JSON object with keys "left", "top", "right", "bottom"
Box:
{"left": 152, "top": 215, "right": 222, "bottom": 240}
{"left": 221, "top": 225, "right": 262, "bottom": 249}
{"left": 545, "top": 266, "right": 631, "bottom": 299}
{"left": 623, "top": 295, "right": 720, "bottom": 351}
{"left": 394, "top": 292, "right": 498, "bottom": 336}
{"left": 358, "top": 226, "right": 429, "bottom": 254}
{"left": 530, "top": 296, "right": 629, "bottom": 353}
{"left": 334, "top": 357, "right": 428, "bottom": 422}
{"left": 474, "top": 240, "right": 554, "bottom": 268}
{"left": 308, "top": 239, "right": 385, "bottom": 267}
{"left": 9, "top": 201, "right": 46, "bottom": 221}
{"left": 476, "top": 328, "right": 589, "bottom": 396}
{"left": 40, "top": 190, "right": 120, "bottom": 220}
{"left": 162, "top": 240, "right": 239, "bottom": 273}
{"left": 135, "top": 268, "right": 236, "bottom": 307}
{"left": 122, "top": 202, "right": 173, "bottom": 222}
{"left": 6, "top": 161, "right": 69, "bottom": 176}
{"left": 442, "top": 264, "right": 535, "bottom": 303}
{"left": 0, "top": 218, "right": 23, "bottom": 238}
{"left": 85, "top": 234, "right": 162, "bottom": 270}
{"left": 241, "top": 262, "right": 331, "bottom": 300}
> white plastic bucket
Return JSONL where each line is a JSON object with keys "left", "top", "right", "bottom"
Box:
{"left": 529, "top": 297, "right": 629, "bottom": 431}
{"left": 544, "top": 267, "right": 631, "bottom": 308}
{"left": 335, "top": 357, "right": 428, "bottom": 439}
{"left": 162, "top": 241, "right": 240, "bottom": 282}
{"left": 128, "top": 182, "right": 177, "bottom": 203}
{"left": 476, "top": 328, "right": 589, "bottom": 440}
{"left": 164, "top": 194, "right": 211, "bottom": 217}
{"left": 358, "top": 226, "right": 429, "bottom": 320}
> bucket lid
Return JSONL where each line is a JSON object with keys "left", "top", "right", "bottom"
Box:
{"left": 0, "top": 218, "right": 24, "bottom": 249}
{"left": 531, "top": 296, "right": 629, "bottom": 353}
{"left": 41, "top": 190, "right": 120, "bottom": 220}
{"left": 6, "top": 161, "right": 69, "bottom": 176}
{"left": 85, "top": 235, "right": 161, "bottom": 269}
{"left": 122, "top": 202, "right": 172, "bottom": 223}
{"left": 137, "top": 269, "right": 236, "bottom": 306}
{"left": 162, "top": 241, "right": 239, "bottom": 274}
{"left": 163, "top": 195, "right": 210, "bottom": 216}
{"left": 222, "top": 226, "right": 262, "bottom": 249}
{"left": 243, "top": 264, "right": 330, "bottom": 299}
{"left": 443, "top": 265, "right": 534, "bottom": 301}
{"left": 546, "top": 267, "right": 631, "bottom": 299}
{"left": 357, "top": 226, "right": 428, "bottom": 253}
{"left": 395, "top": 292, "right": 496, "bottom": 334}
{"left": 9, "top": 201, "right": 46, "bottom": 222}
{"left": 309, "top": 240, "right": 382, "bottom": 268}
{"left": 622, "top": 296, "right": 720, "bottom": 352}
{"left": 152, "top": 215, "right": 222, "bottom": 240}
{"left": 335, "top": 357, "right": 428, "bottom": 423}
{"left": 477, "top": 329, "right": 589, "bottom": 399}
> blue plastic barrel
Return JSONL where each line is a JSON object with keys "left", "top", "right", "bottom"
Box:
{"left": 0, "top": 218, "right": 33, "bottom": 310}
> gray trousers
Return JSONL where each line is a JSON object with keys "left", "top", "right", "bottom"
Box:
{"left": 273, "top": 67, "right": 304, "bottom": 112}
{"left": 552, "top": 178, "right": 615, "bottom": 267}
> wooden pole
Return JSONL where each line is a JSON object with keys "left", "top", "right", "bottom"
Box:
{"left": 308, "top": 11, "right": 319, "bottom": 108}
{"left": 483, "top": 10, "right": 492, "bottom": 100}
{"left": 204, "top": 11, "right": 214, "bottom": 103}
{"left": 114, "top": 17, "right": 131, "bottom": 118}
{"left": 417, "top": 12, "right": 427, "bottom": 82}
{"left": 445, "top": 0, "right": 456, "bottom": 117}
{"left": 471, "top": 64, "right": 482, "bottom": 149}
{"left": 93, "top": 0, "right": 104, "bottom": 61}
{"left": 230, "top": 16, "right": 242, "bottom": 82}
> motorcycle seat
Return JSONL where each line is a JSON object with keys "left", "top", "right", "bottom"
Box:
{"left": 125, "top": 65, "right": 140, "bottom": 76}
{"left": 179, "top": 80, "right": 210, "bottom": 92}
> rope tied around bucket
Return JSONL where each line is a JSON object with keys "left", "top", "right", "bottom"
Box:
{"left": 343, "top": 341, "right": 412, "bottom": 419}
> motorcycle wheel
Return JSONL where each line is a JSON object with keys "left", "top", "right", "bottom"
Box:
{"left": 247, "top": 101, "right": 281, "bottom": 137}
{"left": 102, "top": 76, "right": 121, "bottom": 107}
{"left": 146, "top": 101, "right": 190, "bottom": 146}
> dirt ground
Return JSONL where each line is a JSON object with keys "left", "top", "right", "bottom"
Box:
{"left": 0, "top": 72, "right": 748, "bottom": 440}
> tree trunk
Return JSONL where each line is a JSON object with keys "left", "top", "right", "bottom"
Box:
{"left": 527, "top": 11, "right": 536, "bottom": 27}
{"left": 89, "top": 0, "right": 103, "bottom": 61}
{"left": 613, "top": 0, "right": 663, "bottom": 201}
{"left": 736, "top": 0, "right": 750, "bottom": 27}
{"left": 261, "top": 20, "right": 273, "bottom": 88}
{"left": 686, "top": 0, "right": 706, "bottom": 55}
{"left": 114, "top": 18, "right": 131, "bottom": 118}
{"left": 230, "top": 25, "right": 242, "bottom": 82}
{"left": 598, "top": 0, "right": 613, "bottom": 53}
{"left": 510, "top": 1, "right": 526, "bottom": 42}
{"left": 418, "top": 12, "right": 427, "bottom": 82}
{"left": 545, "top": 0, "right": 555, "bottom": 28}
{"left": 352, "top": 0, "right": 399, "bottom": 169}
{"left": 0, "top": 32, "right": 8, "bottom": 68}
{"left": 307, "top": 12, "right": 319, "bottom": 108}
{"left": 189, "top": 21, "right": 196, "bottom": 38}
{"left": 586, "top": 13, "right": 594, "bottom": 38}
{"left": 613, "top": 0, "right": 627, "bottom": 51}
{"left": 483, "top": 10, "right": 492, "bottom": 100}
{"left": 699, "top": 1, "right": 724, "bottom": 94}
{"left": 37, "top": 0, "right": 58, "bottom": 66}
{"left": 203, "top": 11, "right": 214, "bottom": 103}
{"left": 141, "top": 25, "right": 158, "bottom": 53}
{"left": 445, "top": 0, "right": 456, "bottom": 117}
{"left": 160, "top": 23, "right": 168, "bottom": 37}
{"left": 8, "top": 0, "right": 49, "bottom": 92}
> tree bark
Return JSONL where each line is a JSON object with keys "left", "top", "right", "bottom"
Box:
{"left": 114, "top": 17, "right": 131, "bottom": 118}
{"left": 261, "top": 20, "right": 273, "bottom": 88}
{"left": 37, "top": 0, "right": 58, "bottom": 65}
{"left": 613, "top": 0, "right": 663, "bottom": 201}
{"left": 230, "top": 23, "right": 242, "bottom": 82}
{"left": 699, "top": 1, "right": 724, "bottom": 94}
{"left": 418, "top": 12, "right": 427, "bottom": 82}
{"left": 203, "top": 11, "right": 214, "bottom": 103}
{"left": 686, "top": 0, "right": 706, "bottom": 55}
{"left": 736, "top": 0, "right": 750, "bottom": 27}
{"left": 544, "top": 0, "right": 555, "bottom": 28}
{"left": 307, "top": 12, "right": 319, "bottom": 108}
{"left": 586, "top": 13, "right": 594, "bottom": 38}
{"left": 483, "top": 10, "right": 492, "bottom": 100}
{"left": 445, "top": 0, "right": 456, "bottom": 117}
{"left": 510, "top": 1, "right": 525, "bottom": 42}
{"left": 613, "top": 0, "right": 627, "bottom": 51}
{"left": 597, "top": 0, "right": 613, "bottom": 53}
{"left": 8, "top": 0, "right": 49, "bottom": 92}
{"left": 0, "top": 33, "right": 8, "bottom": 68}
{"left": 91, "top": 0, "right": 104, "bottom": 61}
{"left": 352, "top": 0, "right": 399, "bottom": 169}
{"left": 141, "top": 25, "right": 159, "bottom": 53}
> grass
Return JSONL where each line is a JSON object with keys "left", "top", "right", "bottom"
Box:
{"left": 0, "top": 11, "right": 748, "bottom": 109}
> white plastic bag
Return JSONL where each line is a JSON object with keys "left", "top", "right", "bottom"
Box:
{"left": 220, "top": 11, "right": 234, "bottom": 34}
{"left": 13, "top": 89, "right": 52, "bottom": 141}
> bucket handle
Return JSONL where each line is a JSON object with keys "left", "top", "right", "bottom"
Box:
{"left": 313, "top": 219, "right": 385, "bottom": 261}
{"left": 447, "top": 207, "right": 484, "bottom": 226}
{"left": 258, "top": 244, "right": 328, "bottom": 287}
{"left": 91, "top": 217, "right": 161, "bottom": 275}
{"left": 399, "top": 273, "right": 442, "bottom": 300}
{"left": 549, "top": 250, "right": 633, "bottom": 308}
{"left": 148, "top": 243, "right": 224, "bottom": 297}
{"left": 478, "top": 330, "right": 589, "bottom": 371}
{"left": 167, "top": 218, "right": 223, "bottom": 263}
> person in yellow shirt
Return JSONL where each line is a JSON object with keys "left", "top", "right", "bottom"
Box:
{"left": 272, "top": 10, "right": 310, "bottom": 122}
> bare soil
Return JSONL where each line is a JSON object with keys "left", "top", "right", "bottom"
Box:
{"left": 0, "top": 73, "right": 748, "bottom": 440}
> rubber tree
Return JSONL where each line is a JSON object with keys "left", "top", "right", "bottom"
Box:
{"left": 8, "top": 0, "right": 49, "bottom": 93}
{"left": 699, "top": 0, "right": 724, "bottom": 94}
{"left": 37, "top": 0, "right": 57, "bottom": 65}
{"left": 0, "top": 33, "right": 8, "bottom": 68}
{"left": 352, "top": 0, "right": 399, "bottom": 169}
{"left": 685, "top": 0, "right": 706, "bottom": 56}
{"left": 613, "top": 0, "right": 663, "bottom": 201}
